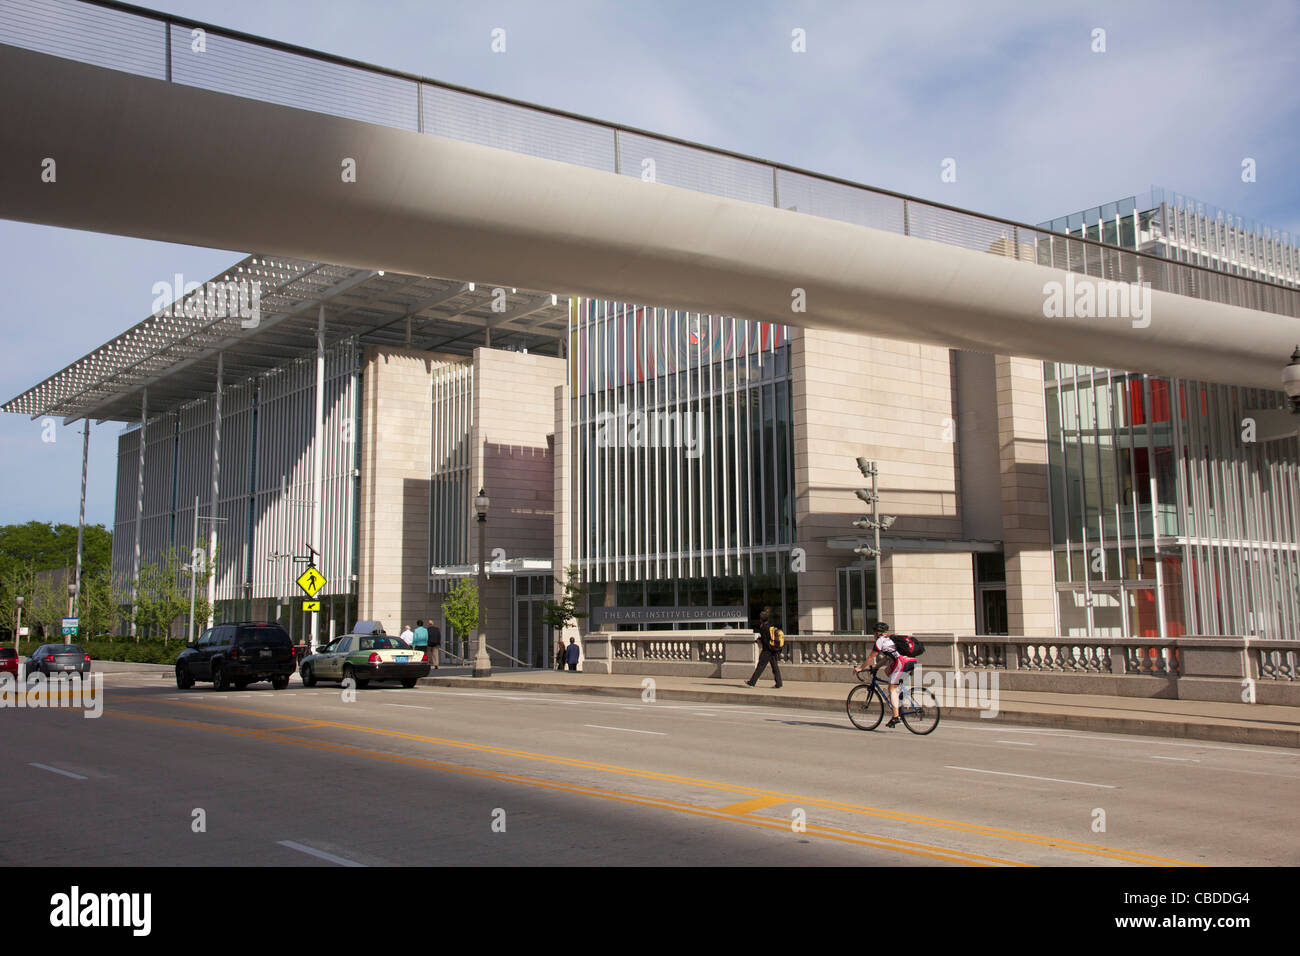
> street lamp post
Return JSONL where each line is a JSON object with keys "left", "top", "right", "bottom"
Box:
{"left": 67, "top": 582, "right": 76, "bottom": 618}
{"left": 473, "top": 487, "right": 492, "bottom": 678}
{"left": 14, "top": 595, "right": 23, "bottom": 652}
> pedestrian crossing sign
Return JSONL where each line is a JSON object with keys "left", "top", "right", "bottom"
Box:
{"left": 296, "top": 566, "right": 326, "bottom": 598}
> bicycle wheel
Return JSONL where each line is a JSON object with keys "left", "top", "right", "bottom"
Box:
{"left": 899, "top": 685, "right": 941, "bottom": 735}
{"left": 846, "top": 683, "right": 886, "bottom": 731}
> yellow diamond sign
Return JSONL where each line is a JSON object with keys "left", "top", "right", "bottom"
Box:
{"left": 296, "top": 566, "right": 326, "bottom": 598}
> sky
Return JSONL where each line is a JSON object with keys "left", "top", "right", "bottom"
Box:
{"left": 2, "top": 0, "right": 1298, "bottom": 530}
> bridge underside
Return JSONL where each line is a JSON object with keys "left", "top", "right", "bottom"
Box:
{"left": 1, "top": 42, "right": 1297, "bottom": 391}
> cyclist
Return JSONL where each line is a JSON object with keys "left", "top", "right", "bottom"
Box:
{"left": 853, "top": 621, "right": 914, "bottom": 728}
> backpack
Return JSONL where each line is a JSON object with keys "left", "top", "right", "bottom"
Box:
{"left": 764, "top": 626, "right": 785, "bottom": 652}
{"left": 890, "top": 634, "right": 924, "bottom": 657}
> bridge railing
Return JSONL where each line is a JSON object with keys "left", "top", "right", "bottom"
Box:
{"left": 3, "top": 0, "right": 1298, "bottom": 322}
{"left": 581, "top": 630, "right": 1300, "bottom": 705}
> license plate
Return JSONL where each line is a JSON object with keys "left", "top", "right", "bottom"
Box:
{"left": 395, "top": 656, "right": 408, "bottom": 663}
{"left": 64, "top": 665, "right": 76, "bottom": 671}
{"left": 259, "top": 649, "right": 271, "bottom": 657}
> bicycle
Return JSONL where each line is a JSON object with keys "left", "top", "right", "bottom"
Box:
{"left": 846, "top": 662, "right": 941, "bottom": 735}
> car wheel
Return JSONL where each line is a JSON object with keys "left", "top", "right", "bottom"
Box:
{"left": 176, "top": 665, "right": 194, "bottom": 690}
{"left": 301, "top": 664, "right": 316, "bottom": 688}
{"left": 343, "top": 664, "right": 366, "bottom": 689}
{"left": 212, "top": 663, "right": 229, "bottom": 691}
{"left": 271, "top": 675, "right": 289, "bottom": 690}
{"left": 401, "top": 679, "right": 417, "bottom": 688}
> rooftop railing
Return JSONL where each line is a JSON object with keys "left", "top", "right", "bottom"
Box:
{"left": 3, "top": 0, "right": 1300, "bottom": 321}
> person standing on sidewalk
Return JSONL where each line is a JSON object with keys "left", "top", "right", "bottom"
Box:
{"left": 745, "top": 607, "right": 784, "bottom": 689}
{"left": 426, "top": 619, "right": 442, "bottom": 669}
{"left": 399, "top": 623, "right": 414, "bottom": 646}
{"left": 555, "top": 638, "right": 567, "bottom": 671}
{"left": 565, "top": 637, "right": 581, "bottom": 671}
{"left": 412, "top": 620, "right": 429, "bottom": 660}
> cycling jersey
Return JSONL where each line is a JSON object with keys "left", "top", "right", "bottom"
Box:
{"left": 876, "top": 635, "right": 915, "bottom": 684}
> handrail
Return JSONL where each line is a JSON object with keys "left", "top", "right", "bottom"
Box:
{"left": 483, "top": 643, "right": 534, "bottom": 668}
{"left": 6, "top": 0, "right": 1297, "bottom": 317}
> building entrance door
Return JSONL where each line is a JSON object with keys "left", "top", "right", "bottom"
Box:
{"left": 512, "top": 577, "right": 553, "bottom": 669}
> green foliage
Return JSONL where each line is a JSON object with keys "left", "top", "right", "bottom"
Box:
{"left": 131, "top": 547, "right": 214, "bottom": 643}
{"left": 0, "top": 521, "right": 111, "bottom": 579}
{"left": 0, "top": 521, "right": 115, "bottom": 640}
{"left": 19, "top": 637, "right": 177, "bottom": 665}
{"left": 441, "top": 578, "right": 479, "bottom": 645}
{"left": 541, "top": 564, "right": 589, "bottom": 633}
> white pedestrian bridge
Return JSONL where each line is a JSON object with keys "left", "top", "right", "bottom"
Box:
{"left": 1, "top": 0, "right": 1298, "bottom": 392}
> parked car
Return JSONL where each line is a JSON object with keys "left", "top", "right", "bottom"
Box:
{"left": 299, "top": 633, "right": 430, "bottom": 689}
{"left": 25, "top": 644, "right": 92, "bottom": 678}
{"left": 175, "top": 622, "right": 296, "bottom": 691}
{"left": 0, "top": 647, "right": 19, "bottom": 677}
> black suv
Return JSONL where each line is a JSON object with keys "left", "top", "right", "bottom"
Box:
{"left": 175, "top": 622, "right": 296, "bottom": 691}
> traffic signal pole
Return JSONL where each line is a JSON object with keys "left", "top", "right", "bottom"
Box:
{"left": 854, "top": 458, "right": 894, "bottom": 631}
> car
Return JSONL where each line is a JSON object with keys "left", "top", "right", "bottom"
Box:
{"left": 175, "top": 622, "right": 296, "bottom": 691}
{"left": 299, "top": 632, "right": 430, "bottom": 689}
{"left": 24, "top": 644, "right": 91, "bottom": 678}
{"left": 0, "top": 647, "right": 19, "bottom": 677}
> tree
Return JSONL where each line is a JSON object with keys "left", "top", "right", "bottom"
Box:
{"left": 541, "top": 564, "right": 589, "bottom": 635}
{"left": 132, "top": 547, "right": 212, "bottom": 643}
{"left": 441, "top": 579, "right": 479, "bottom": 653}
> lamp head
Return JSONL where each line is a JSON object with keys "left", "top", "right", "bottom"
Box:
{"left": 1284, "top": 346, "right": 1300, "bottom": 414}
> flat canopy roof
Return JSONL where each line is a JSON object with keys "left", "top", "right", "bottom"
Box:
{"left": 2, "top": 254, "right": 568, "bottom": 423}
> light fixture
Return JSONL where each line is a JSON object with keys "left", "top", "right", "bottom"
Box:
{"left": 1283, "top": 346, "right": 1300, "bottom": 414}
{"left": 474, "top": 488, "right": 490, "bottom": 520}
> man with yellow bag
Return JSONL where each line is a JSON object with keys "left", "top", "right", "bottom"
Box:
{"left": 744, "top": 606, "right": 784, "bottom": 689}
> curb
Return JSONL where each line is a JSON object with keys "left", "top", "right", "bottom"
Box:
{"left": 416, "top": 676, "right": 1300, "bottom": 749}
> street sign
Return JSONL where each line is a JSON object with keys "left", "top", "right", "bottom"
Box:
{"left": 296, "top": 566, "right": 326, "bottom": 598}
{"left": 61, "top": 617, "right": 79, "bottom": 636}
{"left": 302, "top": 600, "right": 320, "bottom": 612}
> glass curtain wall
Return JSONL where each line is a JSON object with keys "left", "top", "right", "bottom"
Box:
{"left": 1046, "top": 363, "right": 1300, "bottom": 637}
{"left": 569, "top": 299, "right": 796, "bottom": 593}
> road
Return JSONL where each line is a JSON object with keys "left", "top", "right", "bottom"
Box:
{"left": 3, "top": 670, "right": 1297, "bottom": 867}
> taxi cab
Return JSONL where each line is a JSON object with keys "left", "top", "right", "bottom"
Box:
{"left": 299, "top": 624, "right": 430, "bottom": 689}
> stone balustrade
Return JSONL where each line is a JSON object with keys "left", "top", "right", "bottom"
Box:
{"left": 579, "top": 630, "right": 1300, "bottom": 705}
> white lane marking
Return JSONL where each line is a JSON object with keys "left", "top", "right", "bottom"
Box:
{"left": 946, "top": 722, "right": 1299, "bottom": 757}
{"left": 276, "top": 840, "right": 366, "bottom": 867}
{"left": 385, "top": 703, "right": 434, "bottom": 710}
{"left": 946, "top": 766, "right": 1116, "bottom": 789}
{"left": 694, "top": 713, "right": 716, "bottom": 717}
{"left": 996, "top": 740, "right": 1036, "bottom": 746}
{"left": 583, "top": 724, "right": 667, "bottom": 736}
{"left": 30, "top": 763, "right": 87, "bottom": 780}
{"left": 1151, "top": 755, "right": 1201, "bottom": 762}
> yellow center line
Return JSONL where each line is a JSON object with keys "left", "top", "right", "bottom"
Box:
{"left": 106, "top": 709, "right": 1013, "bottom": 866}
{"left": 114, "top": 694, "right": 1200, "bottom": 866}
{"left": 719, "top": 794, "right": 789, "bottom": 815}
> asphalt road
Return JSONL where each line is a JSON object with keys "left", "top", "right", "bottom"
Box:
{"left": 3, "top": 670, "right": 1297, "bottom": 867}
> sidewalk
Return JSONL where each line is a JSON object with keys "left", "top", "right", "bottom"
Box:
{"left": 418, "top": 669, "right": 1300, "bottom": 749}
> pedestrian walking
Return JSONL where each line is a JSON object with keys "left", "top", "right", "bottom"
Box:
{"left": 745, "top": 607, "right": 784, "bottom": 689}
{"left": 565, "top": 637, "right": 581, "bottom": 671}
{"left": 426, "top": 619, "right": 441, "bottom": 669}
